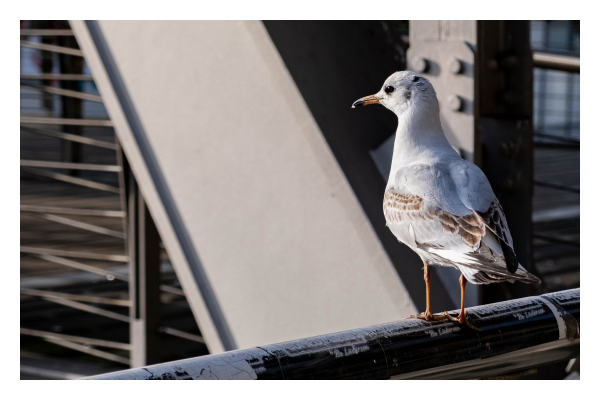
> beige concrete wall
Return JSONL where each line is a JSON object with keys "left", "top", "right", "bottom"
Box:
{"left": 74, "top": 20, "right": 416, "bottom": 351}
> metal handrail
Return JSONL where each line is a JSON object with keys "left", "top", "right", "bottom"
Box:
{"left": 86, "top": 288, "right": 579, "bottom": 380}
{"left": 533, "top": 52, "right": 580, "bottom": 73}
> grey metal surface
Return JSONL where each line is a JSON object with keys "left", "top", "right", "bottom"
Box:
{"left": 407, "top": 21, "right": 476, "bottom": 163}
{"left": 77, "top": 20, "right": 420, "bottom": 354}
{"left": 86, "top": 288, "right": 579, "bottom": 380}
{"left": 84, "top": 20, "right": 237, "bottom": 352}
{"left": 263, "top": 21, "right": 450, "bottom": 315}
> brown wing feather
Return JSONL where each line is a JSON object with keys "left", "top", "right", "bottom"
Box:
{"left": 384, "top": 188, "right": 538, "bottom": 282}
{"left": 383, "top": 188, "right": 485, "bottom": 249}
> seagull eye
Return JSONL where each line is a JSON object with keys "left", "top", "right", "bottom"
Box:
{"left": 413, "top": 76, "right": 420, "bottom": 82}
{"left": 384, "top": 86, "right": 395, "bottom": 94}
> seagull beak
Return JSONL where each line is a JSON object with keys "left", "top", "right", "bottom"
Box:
{"left": 352, "top": 94, "right": 381, "bottom": 108}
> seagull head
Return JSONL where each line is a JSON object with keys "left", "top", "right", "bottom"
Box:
{"left": 351, "top": 71, "right": 437, "bottom": 115}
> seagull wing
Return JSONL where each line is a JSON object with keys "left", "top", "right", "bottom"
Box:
{"left": 385, "top": 161, "right": 539, "bottom": 283}
{"left": 448, "top": 160, "right": 513, "bottom": 248}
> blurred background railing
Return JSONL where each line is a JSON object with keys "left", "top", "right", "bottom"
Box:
{"left": 529, "top": 20, "right": 579, "bottom": 296}
{"left": 20, "top": 20, "right": 211, "bottom": 379}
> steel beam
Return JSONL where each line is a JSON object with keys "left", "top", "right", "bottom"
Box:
{"left": 126, "top": 168, "right": 162, "bottom": 367}
{"left": 407, "top": 21, "right": 537, "bottom": 305}
{"left": 476, "top": 21, "right": 537, "bottom": 303}
{"left": 85, "top": 288, "right": 579, "bottom": 380}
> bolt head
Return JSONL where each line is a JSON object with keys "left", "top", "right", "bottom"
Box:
{"left": 447, "top": 95, "right": 463, "bottom": 112}
{"left": 447, "top": 58, "right": 463, "bottom": 74}
{"left": 411, "top": 57, "right": 429, "bottom": 73}
{"left": 487, "top": 59, "right": 499, "bottom": 71}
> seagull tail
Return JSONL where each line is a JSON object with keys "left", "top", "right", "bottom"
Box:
{"left": 515, "top": 264, "right": 542, "bottom": 285}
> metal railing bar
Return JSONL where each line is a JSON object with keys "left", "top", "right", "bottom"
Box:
{"left": 32, "top": 254, "right": 129, "bottom": 280}
{"left": 22, "top": 255, "right": 188, "bottom": 297}
{"left": 30, "top": 212, "right": 127, "bottom": 239}
{"left": 27, "top": 85, "right": 103, "bottom": 102}
{"left": 21, "top": 160, "right": 122, "bottom": 172}
{"left": 533, "top": 52, "right": 580, "bottom": 73}
{"left": 20, "top": 40, "right": 84, "bottom": 57}
{"left": 21, "top": 246, "right": 129, "bottom": 263}
{"left": 21, "top": 116, "right": 113, "bottom": 127}
{"left": 20, "top": 205, "right": 125, "bottom": 218}
{"left": 533, "top": 234, "right": 580, "bottom": 247}
{"left": 43, "top": 296, "right": 132, "bottom": 323}
{"left": 534, "top": 180, "right": 580, "bottom": 193}
{"left": 159, "top": 285, "right": 185, "bottom": 296}
{"left": 21, "top": 168, "right": 121, "bottom": 194}
{"left": 86, "top": 288, "right": 580, "bottom": 380}
{"left": 159, "top": 327, "right": 205, "bottom": 344}
{"left": 20, "top": 288, "right": 132, "bottom": 307}
{"left": 20, "top": 328, "right": 132, "bottom": 351}
{"left": 20, "top": 29, "right": 75, "bottom": 36}
{"left": 532, "top": 205, "right": 580, "bottom": 223}
{"left": 21, "top": 74, "right": 94, "bottom": 81}
{"left": 24, "top": 254, "right": 187, "bottom": 297}
{"left": 44, "top": 337, "right": 130, "bottom": 366}
{"left": 21, "top": 126, "right": 118, "bottom": 150}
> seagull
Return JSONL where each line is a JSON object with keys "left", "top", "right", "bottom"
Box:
{"left": 352, "top": 71, "right": 541, "bottom": 330}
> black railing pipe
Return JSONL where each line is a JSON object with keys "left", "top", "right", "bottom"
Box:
{"left": 86, "top": 288, "right": 579, "bottom": 380}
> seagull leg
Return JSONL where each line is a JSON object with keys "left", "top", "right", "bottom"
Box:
{"left": 403, "top": 262, "right": 447, "bottom": 321}
{"left": 444, "top": 274, "right": 481, "bottom": 331}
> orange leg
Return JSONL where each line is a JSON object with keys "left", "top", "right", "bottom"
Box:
{"left": 403, "top": 262, "right": 447, "bottom": 322}
{"left": 444, "top": 274, "right": 481, "bottom": 331}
